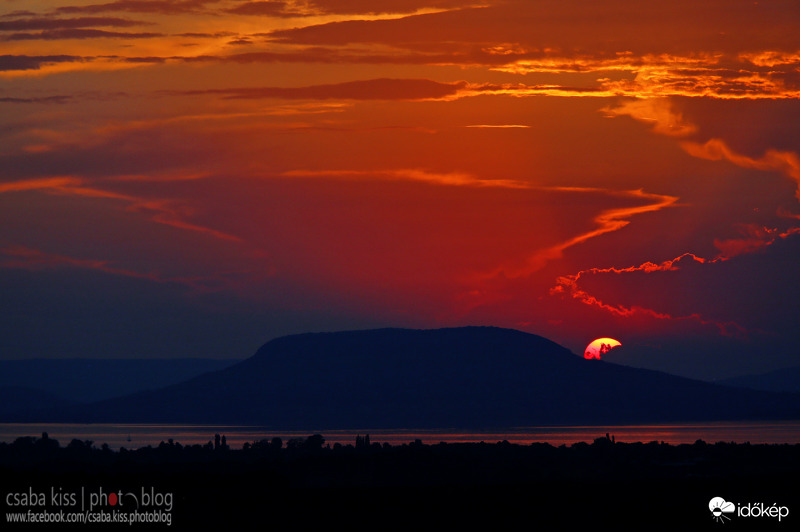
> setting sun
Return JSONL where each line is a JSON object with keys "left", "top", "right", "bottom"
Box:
{"left": 584, "top": 338, "right": 622, "bottom": 360}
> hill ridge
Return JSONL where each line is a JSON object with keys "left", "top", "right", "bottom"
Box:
{"left": 6, "top": 326, "right": 800, "bottom": 428}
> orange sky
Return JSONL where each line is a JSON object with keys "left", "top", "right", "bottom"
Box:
{"left": 2, "top": 0, "right": 800, "bottom": 380}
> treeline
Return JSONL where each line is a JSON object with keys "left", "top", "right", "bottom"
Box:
{"left": 2, "top": 431, "right": 799, "bottom": 482}
{"left": 3, "top": 433, "right": 799, "bottom": 528}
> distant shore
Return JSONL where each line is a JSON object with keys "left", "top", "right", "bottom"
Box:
{"left": 4, "top": 419, "right": 800, "bottom": 450}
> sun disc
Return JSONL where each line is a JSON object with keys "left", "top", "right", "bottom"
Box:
{"left": 584, "top": 337, "right": 622, "bottom": 360}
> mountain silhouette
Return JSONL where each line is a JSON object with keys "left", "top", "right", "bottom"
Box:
{"left": 0, "top": 386, "right": 75, "bottom": 417}
{"left": 0, "top": 358, "right": 239, "bottom": 403}
{"left": 717, "top": 365, "right": 800, "bottom": 394}
{"left": 9, "top": 327, "right": 800, "bottom": 427}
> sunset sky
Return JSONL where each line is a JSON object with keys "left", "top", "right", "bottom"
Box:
{"left": 2, "top": 0, "right": 799, "bottom": 380}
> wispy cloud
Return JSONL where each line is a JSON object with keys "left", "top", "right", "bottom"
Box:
{"left": 0, "top": 16, "right": 149, "bottom": 30}
{"left": 0, "top": 176, "right": 242, "bottom": 243}
{"left": 0, "top": 244, "right": 238, "bottom": 291}
{"left": 549, "top": 253, "right": 750, "bottom": 337}
{"left": 55, "top": 0, "right": 216, "bottom": 15}
{"left": 0, "top": 95, "right": 72, "bottom": 104}
{"left": 223, "top": 1, "right": 308, "bottom": 18}
{"left": 284, "top": 169, "right": 682, "bottom": 289}
{"left": 681, "top": 139, "right": 800, "bottom": 201}
{"left": 0, "top": 176, "right": 83, "bottom": 193}
{"left": 0, "top": 54, "right": 90, "bottom": 71}
{"left": 0, "top": 244, "right": 166, "bottom": 282}
{"left": 300, "top": 0, "right": 473, "bottom": 16}
{"left": 483, "top": 188, "right": 680, "bottom": 279}
{"left": 602, "top": 99, "right": 697, "bottom": 137}
{"left": 712, "top": 223, "right": 800, "bottom": 259}
{"left": 606, "top": 98, "right": 800, "bottom": 205}
{"left": 282, "top": 168, "right": 532, "bottom": 188}
{"left": 173, "top": 78, "right": 468, "bottom": 101}
{"left": 0, "top": 12, "right": 161, "bottom": 40}
{"left": 2, "top": 29, "right": 163, "bottom": 40}
{"left": 553, "top": 97, "right": 800, "bottom": 335}
{"left": 465, "top": 124, "right": 530, "bottom": 128}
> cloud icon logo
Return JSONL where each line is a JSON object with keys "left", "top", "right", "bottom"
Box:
{"left": 709, "top": 497, "right": 736, "bottom": 522}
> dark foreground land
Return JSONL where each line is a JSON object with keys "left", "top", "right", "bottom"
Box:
{"left": 2, "top": 433, "right": 798, "bottom": 529}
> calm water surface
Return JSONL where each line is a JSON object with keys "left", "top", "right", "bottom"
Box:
{"left": 2, "top": 421, "right": 800, "bottom": 449}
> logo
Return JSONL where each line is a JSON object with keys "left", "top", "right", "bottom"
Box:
{"left": 709, "top": 497, "right": 736, "bottom": 523}
{"left": 709, "top": 496, "right": 790, "bottom": 524}
{"left": 5, "top": 486, "right": 173, "bottom": 526}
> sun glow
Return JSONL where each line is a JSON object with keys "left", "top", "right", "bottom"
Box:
{"left": 583, "top": 338, "right": 622, "bottom": 360}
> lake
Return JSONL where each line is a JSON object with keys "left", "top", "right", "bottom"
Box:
{"left": 3, "top": 421, "right": 800, "bottom": 449}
